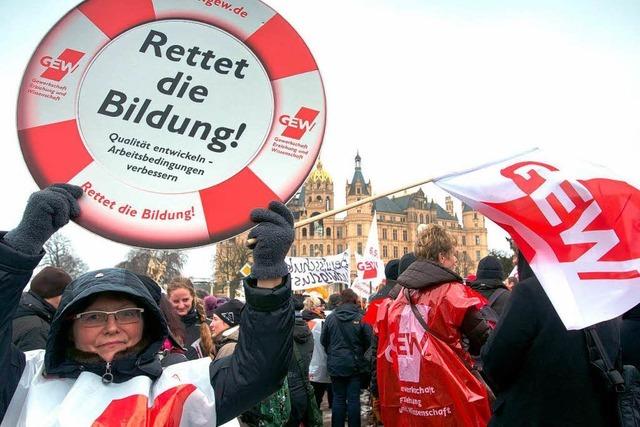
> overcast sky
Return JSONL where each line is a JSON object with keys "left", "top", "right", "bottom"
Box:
{"left": 1, "top": 0, "right": 639, "bottom": 278}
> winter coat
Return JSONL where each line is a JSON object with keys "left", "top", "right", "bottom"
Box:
{"left": 214, "top": 326, "right": 240, "bottom": 361}
{"left": 320, "top": 303, "right": 372, "bottom": 378}
{"left": 287, "top": 316, "right": 314, "bottom": 425}
{"left": 12, "top": 291, "right": 57, "bottom": 351}
{"left": 468, "top": 278, "right": 510, "bottom": 317}
{"left": 622, "top": 303, "right": 640, "bottom": 368}
{"left": 0, "top": 235, "right": 293, "bottom": 426}
{"left": 375, "top": 258, "right": 492, "bottom": 427}
{"left": 181, "top": 308, "right": 207, "bottom": 360}
{"left": 481, "top": 265, "right": 618, "bottom": 427}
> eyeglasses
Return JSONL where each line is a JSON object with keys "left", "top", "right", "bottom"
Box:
{"left": 73, "top": 308, "right": 145, "bottom": 327}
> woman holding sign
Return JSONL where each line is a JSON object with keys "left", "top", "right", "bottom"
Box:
{"left": 0, "top": 184, "right": 295, "bottom": 426}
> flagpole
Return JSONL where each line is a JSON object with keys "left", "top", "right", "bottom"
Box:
{"left": 246, "top": 148, "right": 537, "bottom": 246}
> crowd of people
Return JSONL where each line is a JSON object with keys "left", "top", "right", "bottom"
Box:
{"left": 1, "top": 184, "right": 638, "bottom": 426}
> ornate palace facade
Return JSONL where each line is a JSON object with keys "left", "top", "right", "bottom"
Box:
{"left": 286, "top": 154, "right": 489, "bottom": 276}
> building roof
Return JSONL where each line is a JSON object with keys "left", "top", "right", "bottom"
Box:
{"left": 462, "top": 202, "right": 474, "bottom": 213}
{"left": 373, "top": 190, "right": 456, "bottom": 221}
{"left": 347, "top": 153, "right": 370, "bottom": 196}
{"left": 308, "top": 160, "right": 332, "bottom": 183}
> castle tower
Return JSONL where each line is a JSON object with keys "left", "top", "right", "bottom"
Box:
{"left": 345, "top": 152, "right": 373, "bottom": 261}
{"left": 461, "top": 203, "right": 489, "bottom": 273}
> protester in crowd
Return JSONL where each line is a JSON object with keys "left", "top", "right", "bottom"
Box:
{"left": 204, "top": 295, "right": 218, "bottom": 319}
{"left": 481, "top": 251, "right": 619, "bottom": 426}
{"left": 321, "top": 288, "right": 373, "bottom": 427}
{"left": 622, "top": 303, "right": 640, "bottom": 368}
{"left": 135, "top": 274, "right": 189, "bottom": 366}
{"left": 210, "top": 299, "right": 244, "bottom": 361}
{"left": 505, "top": 276, "right": 518, "bottom": 290}
{"left": 302, "top": 295, "right": 325, "bottom": 330}
{"left": 285, "top": 294, "right": 315, "bottom": 427}
{"left": 308, "top": 308, "right": 331, "bottom": 411}
{"left": 468, "top": 255, "right": 510, "bottom": 316}
{"left": 0, "top": 184, "right": 295, "bottom": 425}
{"left": 325, "top": 293, "right": 342, "bottom": 312}
{"left": 167, "top": 276, "right": 214, "bottom": 359}
{"left": 12, "top": 266, "right": 71, "bottom": 352}
{"left": 375, "top": 224, "right": 492, "bottom": 426}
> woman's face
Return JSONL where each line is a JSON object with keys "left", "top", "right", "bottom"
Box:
{"left": 210, "top": 314, "right": 230, "bottom": 338}
{"left": 72, "top": 294, "right": 144, "bottom": 363}
{"left": 169, "top": 288, "right": 193, "bottom": 316}
{"left": 439, "top": 250, "right": 458, "bottom": 270}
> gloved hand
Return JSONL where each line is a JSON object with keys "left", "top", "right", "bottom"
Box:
{"left": 4, "top": 184, "right": 83, "bottom": 255}
{"left": 248, "top": 201, "right": 294, "bottom": 280}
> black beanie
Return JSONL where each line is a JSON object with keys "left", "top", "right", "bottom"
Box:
{"left": 213, "top": 299, "right": 245, "bottom": 327}
{"left": 398, "top": 253, "right": 417, "bottom": 276}
{"left": 476, "top": 256, "right": 504, "bottom": 281}
{"left": 384, "top": 259, "right": 400, "bottom": 281}
{"left": 30, "top": 266, "right": 72, "bottom": 299}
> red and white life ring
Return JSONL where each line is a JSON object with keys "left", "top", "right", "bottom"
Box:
{"left": 17, "top": 0, "right": 325, "bottom": 248}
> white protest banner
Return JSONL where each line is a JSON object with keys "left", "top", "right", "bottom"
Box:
{"left": 350, "top": 277, "right": 373, "bottom": 301}
{"left": 355, "top": 212, "right": 385, "bottom": 289}
{"left": 435, "top": 149, "right": 640, "bottom": 329}
{"left": 286, "top": 250, "right": 351, "bottom": 291}
{"left": 17, "top": 0, "right": 325, "bottom": 248}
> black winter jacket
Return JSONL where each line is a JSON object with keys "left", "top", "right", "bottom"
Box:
{"left": 481, "top": 264, "right": 618, "bottom": 427}
{"left": 320, "top": 303, "right": 372, "bottom": 378}
{"left": 0, "top": 235, "right": 293, "bottom": 425}
{"left": 622, "top": 303, "right": 640, "bottom": 368}
{"left": 468, "top": 278, "right": 510, "bottom": 317}
{"left": 12, "top": 291, "right": 57, "bottom": 351}
{"left": 287, "top": 315, "right": 314, "bottom": 425}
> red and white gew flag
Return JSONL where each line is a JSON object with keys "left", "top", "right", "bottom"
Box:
{"left": 435, "top": 149, "right": 640, "bottom": 330}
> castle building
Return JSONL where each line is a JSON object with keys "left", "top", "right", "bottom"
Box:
{"left": 286, "top": 153, "right": 489, "bottom": 277}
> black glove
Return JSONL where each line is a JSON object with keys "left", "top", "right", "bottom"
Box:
{"left": 4, "top": 184, "right": 83, "bottom": 255}
{"left": 248, "top": 201, "right": 294, "bottom": 279}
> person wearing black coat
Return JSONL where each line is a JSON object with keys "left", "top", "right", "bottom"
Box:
{"left": 622, "top": 303, "right": 640, "bottom": 368}
{"left": 468, "top": 255, "right": 510, "bottom": 317}
{"left": 286, "top": 295, "right": 315, "bottom": 427}
{"left": 481, "top": 253, "right": 619, "bottom": 426}
{"left": 1, "top": 185, "right": 296, "bottom": 426}
{"left": 12, "top": 266, "right": 72, "bottom": 352}
{"left": 321, "top": 289, "right": 373, "bottom": 427}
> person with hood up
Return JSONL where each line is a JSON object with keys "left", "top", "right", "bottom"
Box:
{"left": 0, "top": 184, "right": 296, "bottom": 426}
{"left": 167, "top": 276, "right": 215, "bottom": 360}
{"left": 468, "top": 255, "right": 510, "bottom": 317}
{"left": 375, "top": 224, "right": 492, "bottom": 427}
{"left": 321, "top": 288, "right": 373, "bottom": 427}
{"left": 12, "top": 266, "right": 72, "bottom": 351}
{"left": 210, "top": 299, "right": 244, "bottom": 361}
{"left": 481, "top": 251, "right": 619, "bottom": 426}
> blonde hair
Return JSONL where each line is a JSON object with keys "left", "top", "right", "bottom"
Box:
{"left": 415, "top": 224, "right": 457, "bottom": 263}
{"left": 304, "top": 296, "right": 321, "bottom": 311}
{"left": 167, "top": 277, "right": 214, "bottom": 358}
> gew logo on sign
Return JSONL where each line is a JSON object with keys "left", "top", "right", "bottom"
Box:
{"left": 40, "top": 49, "right": 85, "bottom": 81}
{"left": 279, "top": 107, "right": 319, "bottom": 140}
{"left": 357, "top": 260, "right": 378, "bottom": 280}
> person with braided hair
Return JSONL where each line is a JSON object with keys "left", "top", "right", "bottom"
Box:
{"left": 168, "top": 277, "right": 215, "bottom": 360}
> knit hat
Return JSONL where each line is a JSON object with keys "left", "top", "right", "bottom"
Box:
{"left": 30, "top": 266, "right": 72, "bottom": 299}
{"left": 384, "top": 259, "right": 400, "bottom": 281}
{"left": 398, "top": 252, "right": 417, "bottom": 276}
{"left": 204, "top": 295, "right": 218, "bottom": 318}
{"left": 213, "top": 299, "right": 245, "bottom": 327}
{"left": 476, "top": 255, "right": 504, "bottom": 281}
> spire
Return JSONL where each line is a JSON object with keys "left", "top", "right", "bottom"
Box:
{"left": 355, "top": 151, "right": 361, "bottom": 170}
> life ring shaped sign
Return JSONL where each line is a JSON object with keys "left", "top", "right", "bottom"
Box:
{"left": 18, "top": 0, "right": 325, "bottom": 248}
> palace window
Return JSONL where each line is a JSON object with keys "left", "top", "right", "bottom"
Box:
{"left": 357, "top": 224, "right": 362, "bottom": 236}
{"left": 326, "top": 227, "right": 331, "bottom": 237}
{"left": 302, "top": 228, "right": 307, "bottom": 238}
{"left": 475, "top": 235, "right": 480, "bottom": 245}
{"left": 392, "top": 230, "right": 398, "bottom": 240}
{"left": 357, "top": 242, "right": 363, "bottom": 255}
{"left": 461, "top": 236, "right": 466, "bottom": 246}
{"left": 393, "top": 246, "right": 399, "bottom": 258}
{"left": 476, "top": 250, "right": 481, "bottom": 261}
{"left": 302, "top": 245, "right": 307, "bottom": 255}
{"left": 403, "top": 247, "right": 408, "bottom": 255}
{"left": 326, "top": 245, "right": 331, "bottom": 255}
{"left": 403, "top": 230, "right": 408, "bottom": 241}
{"left": 337, "top": 244, "right": 343, "bottom": 253}
{"left": 383, "top": 246, "right": 388, "bottom": 257}
{"left": 382, "top": 229, "right": 388, "bottom": 240}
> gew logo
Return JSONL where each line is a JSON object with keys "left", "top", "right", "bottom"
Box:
{"left": 40, "top": 49, "right": 85, "bottom": 82}
{"left": 279, "top": 107, "right": 320, "bottom": 140}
